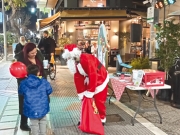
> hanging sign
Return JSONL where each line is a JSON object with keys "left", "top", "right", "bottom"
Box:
{"left": 147, "top": 7, "right": 154, "bottom": 23}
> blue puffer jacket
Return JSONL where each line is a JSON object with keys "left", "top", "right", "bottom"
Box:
{"left": 19, "top": 75, "right": 53, "bottom": 119}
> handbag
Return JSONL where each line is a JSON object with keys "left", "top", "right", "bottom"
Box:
{"left": 50, "top": 55, "right": 55, "bottom": 64}
{"left": 78, "top": 97, "right": 104, "bottom": 135}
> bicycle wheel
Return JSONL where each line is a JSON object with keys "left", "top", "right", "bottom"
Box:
{"left": 49, "top": 63, "right": 56, "bottom": 80}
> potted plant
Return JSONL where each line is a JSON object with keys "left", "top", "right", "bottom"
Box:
{"left": 155, "top": 20, "right": 180, "bottom": 76}
{"left": 129, "top": 57, "right": 150, "bottom": 94}
{"left": 129, "top": 57, "right": 150, "bottom": 72}
{"left": 155, "top": 20, "right": 180, "bottom": 101}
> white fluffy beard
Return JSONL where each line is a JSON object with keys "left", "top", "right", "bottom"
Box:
{"left": 71, "top": 48, "right": 82, "bottom": 58}
{"left": 67, "top": 59, "right": 76, "bottom": 74}
{"left": 20, "top": 41, "right": 27, "bottom": 46}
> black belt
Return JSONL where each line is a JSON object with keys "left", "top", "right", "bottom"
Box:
{"left": 97, "top": 63, "right": 103, "bottom": 70}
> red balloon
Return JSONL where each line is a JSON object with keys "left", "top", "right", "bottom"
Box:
{"left": 9, "top": 62, "right": 27, "bottom": 78}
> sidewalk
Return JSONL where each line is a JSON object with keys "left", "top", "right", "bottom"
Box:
{"left": 0, "top": 62, "right": 179, "bottom": 135}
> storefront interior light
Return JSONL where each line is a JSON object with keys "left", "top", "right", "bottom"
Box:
{"left": 31, "top": 8, "right": 35, "bottom": 13}
{"left": 168, "top": 0, "right": 176, "bottom": 4}
{"left": 155, "top": 0, "right": 164, "bottom": 9}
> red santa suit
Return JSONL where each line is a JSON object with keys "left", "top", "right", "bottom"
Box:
{"left": 74, "top": 53, "right": 109, "bottom": 122}
{"left": 62, "top": 44, "right": 109, "bottom": 123}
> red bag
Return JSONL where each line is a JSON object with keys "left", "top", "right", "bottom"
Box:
{"left": 78, "top": 97, "right": 104, "bottom": 135}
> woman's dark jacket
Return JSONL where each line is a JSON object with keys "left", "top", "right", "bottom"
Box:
{"left": 14, "top": 49, "right": 47, "bottom": 114}
{"left": 14, "top": 43, "right": 24, "bottom": 55}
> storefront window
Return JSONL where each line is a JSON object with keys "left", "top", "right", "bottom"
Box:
{"left": 81, "top": 0, "right": 106, "bottom": 7}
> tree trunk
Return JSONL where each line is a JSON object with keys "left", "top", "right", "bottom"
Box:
{"left": 8, "top": 9, "right": 21, "bottom": 37}
{"left": 10, "top": 20, "right": 21, "bottom": 36}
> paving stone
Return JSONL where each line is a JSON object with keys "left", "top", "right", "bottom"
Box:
{"left": 0, "top": 96, "right": 8, "bottom": 116}
{"left": 0, "top": 122, "right": 16, "bottom": 129}
{"left": 8, "top": 97, "right": 18, "bottom": 102}
{"left": 7, "top": 101, "right": 18, "bottom": 106}
{"left": 3, "top": 110, "right": 19, "bottom": 116}
{"left": 5, "top": 105, "right": 19, "bottom": 111}
{"left": 0, "top": 129, "right": 15, "bottom": 135}
{"left": 0, "top": 115, "right": 18, "bottom": 122}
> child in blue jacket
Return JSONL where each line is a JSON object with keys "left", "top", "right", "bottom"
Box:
{"left": 19, "top": 64, "right": 53, "bottom": 135}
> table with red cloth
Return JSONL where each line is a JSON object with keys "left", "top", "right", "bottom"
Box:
{"left": 109, "top": 76, "right": 171, "bottom": 126}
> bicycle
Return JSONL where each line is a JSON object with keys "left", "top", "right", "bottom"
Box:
{"left": 48, "top": 61, "right": 56, "bottom": 80}
{"left": 43, "top": 53, "right": 56, "bottom": 80}
{"left": 0, "top": 45, "right": 4, "bottom": 60}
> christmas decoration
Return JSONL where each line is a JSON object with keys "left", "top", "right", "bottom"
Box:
{"left": 58, "top": 37, "right": 72, "bottom": 48}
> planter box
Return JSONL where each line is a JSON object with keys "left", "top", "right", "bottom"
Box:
{"left": 142, "top": 69, "right": 165, "bottom": 87}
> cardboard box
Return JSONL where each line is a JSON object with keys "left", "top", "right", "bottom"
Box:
{"left": 142, "top": 69, "right": 165, "bottom": 87}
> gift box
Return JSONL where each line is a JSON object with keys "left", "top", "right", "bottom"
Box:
{"left": 142, "top": 69, "right": 165, "bottom": 87}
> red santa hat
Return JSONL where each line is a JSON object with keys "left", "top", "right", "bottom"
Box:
{"left": 62, "top": 44, "right": 77, "bottom": 59}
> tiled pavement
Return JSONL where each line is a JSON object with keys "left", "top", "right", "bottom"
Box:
{"left": 49, "top": 67, "right": 155, "bottom": 135}
{"left": 0, "top": 62, "right": 180, "bottom": 135}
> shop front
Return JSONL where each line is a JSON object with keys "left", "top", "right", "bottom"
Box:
{"left": 39, "top": 8, "right": 148, "bottom": 66}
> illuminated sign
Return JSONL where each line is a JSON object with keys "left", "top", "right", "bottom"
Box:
{"left": 155, "top": 0, "right": 176, "bottom": 8}
{"left": 164, "top": 0, "right": 169, "bottom": 5}
{"left": 168, "top": 0, "right": 176, "bottom": 4}
{"left": 0, "top": 12, "right": 2, "bottom": 23}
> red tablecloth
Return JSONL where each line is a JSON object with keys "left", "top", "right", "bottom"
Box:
{"left": 110, "top": 77, "right": 159, "bottom": 101}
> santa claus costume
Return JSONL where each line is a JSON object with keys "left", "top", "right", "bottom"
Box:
{"left": 62, "top": 44, "right": 109, "bottom": 123}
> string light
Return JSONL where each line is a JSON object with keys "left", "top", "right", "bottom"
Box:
{"left": 155, "top": 0, "right": 176, "bottom": 9}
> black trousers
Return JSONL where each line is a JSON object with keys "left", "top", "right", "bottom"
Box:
{"left": 18, "top": 94, "right": 28, "bottom": 125}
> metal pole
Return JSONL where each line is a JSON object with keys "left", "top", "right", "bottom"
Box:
{"left": 149, "top": 0, "right": 156, "bottom": 58}
{"left": 2, "top": 0, "right": 7, "bottom": 61}
{"left": 163, "top": 6, "right": 166, "bottom": 27}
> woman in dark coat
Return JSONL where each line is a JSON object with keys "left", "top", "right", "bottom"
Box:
{"left": 14, "top": 36, "right": 27, "bottom": 55}
{"left": 14, "top": 42, "right": 47, "bottom": 131}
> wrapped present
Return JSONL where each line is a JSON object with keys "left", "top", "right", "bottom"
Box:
{"left": 142, "top": 69, "right": 165, "bottom": 87}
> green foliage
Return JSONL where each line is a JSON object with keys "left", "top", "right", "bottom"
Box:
{"left": 4, "top": 0, "right": 27, "bottom": 11}
{"left": 129, "top": 57, "right": 150, "bottom": 72}
{"left": 155, "top": 20, "right": 180, "bottom": 72}
{"left": 39, "top": 8, "right": 51, "bottom": 14}
{"left": 0, "top": 32, "right": 17, "bottom": 45}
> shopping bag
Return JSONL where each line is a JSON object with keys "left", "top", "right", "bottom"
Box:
{"left": 78, "top": 97, "right": 104, "bottom": 135}
{"left": 50, "top": 55, "right": 55, "bottom": 64}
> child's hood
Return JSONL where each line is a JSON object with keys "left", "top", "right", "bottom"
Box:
{"left": 25, "top": 74, "right": 42, "bottom": 88}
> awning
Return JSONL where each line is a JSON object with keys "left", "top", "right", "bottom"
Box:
{"left": 39, "top": 12, "right": 61, "bottom": 29}
{"left": 46, "top": 0, "right": 58, "bottom": 8}
{"left": 60, "top": 10, "right": 127, "bottom": 19}
{"left": 39, "top": 9, "right": 147, "bottom": 29}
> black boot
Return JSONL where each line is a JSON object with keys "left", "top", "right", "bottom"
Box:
{"left": 20, "top": 114, "right": 31, "bottom": 131}
{"left": 77, "top": 121, "right": 80, "bottom": 126}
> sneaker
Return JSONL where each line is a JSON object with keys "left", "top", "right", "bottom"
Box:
{"left": 77, "top": 121, "right": 80, "bottom": 126}
{"left": 102, "top": 122, "right": 105, "bottom": 126}
{"left": 20, "top": 125, "right": 31, "bottom": 131}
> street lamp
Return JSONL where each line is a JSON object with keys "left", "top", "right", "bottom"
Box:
{"left": 31, "top": 7, "right": 35, "bottom": 13}
{"left": 2, "top": 0, "right": 7, "bottom": 61}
